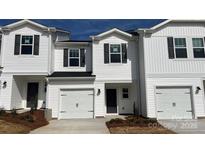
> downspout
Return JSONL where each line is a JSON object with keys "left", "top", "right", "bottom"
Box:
{"left": 138, "top": 29, "right": 147, "bottom": 116}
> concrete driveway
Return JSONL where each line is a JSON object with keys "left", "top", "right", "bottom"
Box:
{"left": 30, "top": 118, "right": 110, "bottom": 134}
{"left": 158, "top": 119, "right": 205, "bottom": 134}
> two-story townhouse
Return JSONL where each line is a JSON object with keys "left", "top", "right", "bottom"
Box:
{"left": 0, "top": 20, "right": 139, "bottom": 119}
{"left": 0, "top": 20, "right": 69, "bottom": 111}
{"left": 46, "top": 28, "right": 139, "bottom": 119}
{"left": 137, "top": 20, "right": 205, "bottom": 119}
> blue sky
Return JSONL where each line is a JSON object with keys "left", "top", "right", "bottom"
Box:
{"left": 0, "top": 19, "right": 165, "bottom": 40}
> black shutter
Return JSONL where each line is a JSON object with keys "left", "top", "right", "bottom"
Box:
{"left": 104, "top": 43, "right": 109, "bottom": 63}
{"left": 34, "top": 35, "right": 40, "bottom": 55}
{"left": 167, "top": 37, "right": 175, "bottom": 59}
{"left": 63, "top": 48, "right": 68, "bottom": 67}
{"left": 122, "top": 43, "right": 127, "bottom": 63}
{"left": 80, "top": 48, "right": 85, "bottom": 67}
{"left": 14, "top": 35, "right": 21, "bottom": 55}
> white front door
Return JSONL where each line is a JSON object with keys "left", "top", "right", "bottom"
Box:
{"left": 59, "top": 89, "right": 94, "bottom": 119}
{"left": 156, "top": 87, "right": 193, "bottom": 119}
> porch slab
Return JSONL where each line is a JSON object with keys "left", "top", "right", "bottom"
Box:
{"left": 30, "top": 118, "right": 110, "bottom": 134}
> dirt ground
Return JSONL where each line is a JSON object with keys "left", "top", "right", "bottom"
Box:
{"left": 0, "top": 110, "right": 48, "bottom": 134}
{"left": 106, "top": 116, "right": 175, "bottom": 134}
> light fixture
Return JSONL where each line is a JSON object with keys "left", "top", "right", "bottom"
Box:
{"left": 97, "top": 89, "right": 101, "bottom": 95}
{"left": 3, "top": 81, "right": 7, "bottom": 88}
{"left": 195, "top": 86, "right": 201, "bottom": 94}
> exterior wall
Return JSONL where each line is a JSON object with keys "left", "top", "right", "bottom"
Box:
{"left": 0, "top": 75, "right": 46, "bottom": 110}
{"left": 146, "top": 77, "right": 205, "bottom": 118}
{"left": 56, "top": 31, "right": 69, "bottom": 41}
{"left": 1, "top": 24, "right": 50, "bottom": 74}
{"left": 144, "top": 22, "right": 205, "bottom": 76}
{"left": 0, "top": 74, "right": 13, "bottom": 109}
{"left": 92, "top": 33, "right": 138, "bottom": 81}
{"left": 94, "top": 81, "right": 106, "bottom": 117}
{"left": 17, "top": 77, "right": 46, "bottom": 109}
{"left": 105, "top": 82, "right": 137, "bottom": 114}
{"left": 47, "top": 80, "right": 95, "bottom": 118}
{"left": 54, "top": 44, "right": 92, "bottom": 72}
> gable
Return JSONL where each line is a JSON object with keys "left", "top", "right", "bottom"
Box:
{"left": 151, "top": 22, "right": 205, "bottom": 37}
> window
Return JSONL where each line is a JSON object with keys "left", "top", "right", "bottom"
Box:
{"left": 21, "top": 35, "right": 33, "bottom": 55}
{"left": 192, "top": 38, "right": 205, "bottom": 58}
{"left": 174, "top": 38, "right": 187, "bottom": 58}
{"left": 122, "top": 88, "right": 129, "bottom": 99}
{"left": 110, "top": 44, "right": 121, "bottom": 63}
{"left": 69, "top": 49, "right": 80, "bottom": 66}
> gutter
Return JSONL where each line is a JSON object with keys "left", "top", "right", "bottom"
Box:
{"left": 47, "top": 76, "right": 96, "bottom": 80}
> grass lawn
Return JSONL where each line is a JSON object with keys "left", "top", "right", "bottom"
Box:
{"left": 106, "top": 116, "right": 175, "bottom": 134}
{"left": 0, "top": 110, "right": 49, "bottom": 134}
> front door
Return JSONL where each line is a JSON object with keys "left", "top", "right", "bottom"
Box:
{"left": 27, "top": 82, "right": 39, "bottom": 108}
{"left": 106, "top": 89, "right": 117, "bottom": 113}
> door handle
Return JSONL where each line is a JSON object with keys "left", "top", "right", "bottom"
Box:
{"left": 157, "top": 111, "right": 163, "bottom": 113}
{"left": 88, "top": 110, "right": 94, "bottom": 112}
{"left": 76, "top": 103, "right": 79, "bottom": 108}
{"left": 186, "top": 110, "right": 192, "bottom": 112}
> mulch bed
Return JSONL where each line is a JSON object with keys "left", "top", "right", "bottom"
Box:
{"left": 106, "top": 116, "right": 175, "bottom": 134}
{"left": 0, "top": 110, "right": 49, "bottom": 134}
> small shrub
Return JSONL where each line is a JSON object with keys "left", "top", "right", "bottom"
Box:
{"left": 11, "top": 108, "right": 17, "bottom": 117}
{"left": 0, "top": 107, "right": 6, "bottom": 116}
{"left": 20, "top": 114, "right": 35, "bottom": 123}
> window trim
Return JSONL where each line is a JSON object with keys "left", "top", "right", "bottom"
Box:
{"left": 20, "top": 35, "right": 34, "bottom": 55}
{"left": 173, "top": 37, "right": 188, "bottom": 59}
{"left": 122, "top": 88, "right": 129, "bottom": 99}
{"left": 68, "top": 48, "right": 81, "bottom": 67}
{"left": 192, "top": 37, "right": 205, "bottom": 58}
{"left": 109, "top": 44, "right": 122, "bottom": 63}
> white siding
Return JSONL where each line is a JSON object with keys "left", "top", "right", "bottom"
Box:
{"left": 153, "top": 22, "right": 205, "bottom": 37}
{"left": 146, "top": 78, "right": 205, "bottom": 118}
{"left": 47, "top": 80, "right": 95, "bottom": 118}
{"left": 54, "top": 45, "right": 92, "bottom": 72}
{"left": 0, "top": 74, "right": 13, "bottom": 109}
{"left": 94, "top": 82, "right": 106, "bottom": 116}
{"left": 1, "top": 24, "right": 50, "bottom": 73}
{"left": 144, "top": 22, "right": 205, "bottom": 76}
{"left": 93, "top": 33, "right": 138, "bottom": 81}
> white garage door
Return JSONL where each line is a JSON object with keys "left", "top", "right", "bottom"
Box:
{"left": 59, "top": 89, "right": 94, "bottom": 119}
{"left": 156, "top": 87, "right": 193, "bottom": 119}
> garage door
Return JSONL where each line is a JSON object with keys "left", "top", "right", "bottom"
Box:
{"left": 59, "top": 89, "right": 94, "bottom": 119}
{"left": 156, "top": 87, "right": 193, "bottom": 119}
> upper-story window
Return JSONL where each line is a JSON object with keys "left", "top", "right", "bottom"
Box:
{"left": 104, "top": 43, "right": 127, "bottom": 64}
{"left": 69, "top": 49, "right": 80, "bottom": 67}
{"left": 192, "top": 38, "right": 205, "bottom": 58}
{"left": 174, "top": 38, "right": 187, "bottom": 58}
{"left": 63, "top": 48, "right": 85, "bottom": 67}
{"left": 110, "top": 44, "right": 121, "bottom": 63}
{"left": 14, "top": 34, "right": 40, "bottom": 56}
{"left": 21, "top": 35, "right": 33, "bottom": 55}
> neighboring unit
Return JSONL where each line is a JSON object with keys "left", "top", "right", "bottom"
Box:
{"left": 137, "top": 20, "right": 205, "bottom": 119}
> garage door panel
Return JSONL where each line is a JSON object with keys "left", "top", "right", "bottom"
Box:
{"left": 59, "top": 89, "right": 94, "bottom": 119}
{"left": 156, "top": 87, "right": 193, "bottom": 119}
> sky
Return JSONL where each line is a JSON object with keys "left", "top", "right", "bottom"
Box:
{"left": 0, "top": 19, "right": 165, "bottom": 40}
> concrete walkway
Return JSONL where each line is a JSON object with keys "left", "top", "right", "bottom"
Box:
{"left": 30, "top": 118, "right": 110, "bottom": 134}
{"left": 158, "top": 119, "right": 205, "bottom": 134}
